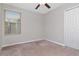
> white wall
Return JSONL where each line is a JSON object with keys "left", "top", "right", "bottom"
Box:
{"left": 0, "top": 4, "right": 2, "bottom": 48}
{"left": 1, "top": 4, "right": 44, "bottom": 46}
{"left": 45, "top": 3, "right": 79, "bottom": 44}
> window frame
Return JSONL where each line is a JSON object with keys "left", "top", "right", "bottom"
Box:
{"left": 4, "top": 9, "right": 21, "bottom": 35}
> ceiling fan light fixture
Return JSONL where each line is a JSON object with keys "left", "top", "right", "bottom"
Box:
{"left": 35, "top": 3, "right": 51, "bottom": 10}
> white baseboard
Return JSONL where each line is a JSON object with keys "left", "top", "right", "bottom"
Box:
{"left": 46, "top": 39, "right": 65, "bottom": 46}
{"left": 1, "top": 39, "right": 43, "bottom": 48}
{"left": 1, "top": 38, "right": 65, "bottom": 48}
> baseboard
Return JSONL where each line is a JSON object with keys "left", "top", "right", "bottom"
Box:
{"left": 1, "top": 38, "right": 65, "bottom": 48}
{"left": 46, "top": 39, "right": 65, "bottom": 46}
{"left": 1, "top": 39, "right": 43, "bottom": 48}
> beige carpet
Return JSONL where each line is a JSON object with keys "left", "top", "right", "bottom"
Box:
{"left": 0, "top": 40, "right": 79, "bottom": 56}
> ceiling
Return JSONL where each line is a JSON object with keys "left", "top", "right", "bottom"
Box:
{"left": 7, "top": 3, "right": 64, "bottom": 14}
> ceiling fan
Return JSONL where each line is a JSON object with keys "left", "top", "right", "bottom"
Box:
{"left": 35, "top": 3, "right": 51, "bottom": 10}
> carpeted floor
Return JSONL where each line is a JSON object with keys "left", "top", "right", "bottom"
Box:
{"left": 0, "top": 40, "right": 79, "bottom": 56}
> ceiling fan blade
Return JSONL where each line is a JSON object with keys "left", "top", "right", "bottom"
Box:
{"left": 35, "top": 4, "right": 40, "bottom": 9}
{"left": 45, "top": 3, "right": 51, "bottom": 9}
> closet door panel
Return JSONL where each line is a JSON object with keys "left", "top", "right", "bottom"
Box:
{"left": 64, "top": 7, "right": 79, "bottom": 49}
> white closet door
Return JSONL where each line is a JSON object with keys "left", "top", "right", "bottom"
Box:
{"left": 64, "top": 7, "right": 79, "bottom": 49}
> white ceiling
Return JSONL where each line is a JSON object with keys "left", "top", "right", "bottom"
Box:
{"left": 7, "top": 3, "right": 64, "bottom": 14}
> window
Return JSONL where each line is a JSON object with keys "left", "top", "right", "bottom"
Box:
{"left": 4, "top": 10, "right": 21, "bottom": 35}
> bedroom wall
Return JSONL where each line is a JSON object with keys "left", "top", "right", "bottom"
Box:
{"left": 45, "top": 3, "right": 79, "bottom": 45}
{"left": 0, "top": 4, "right": 2, "bottom": 48}
{"left": 1, "top": 4, "right": 44, "bottom": 47}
